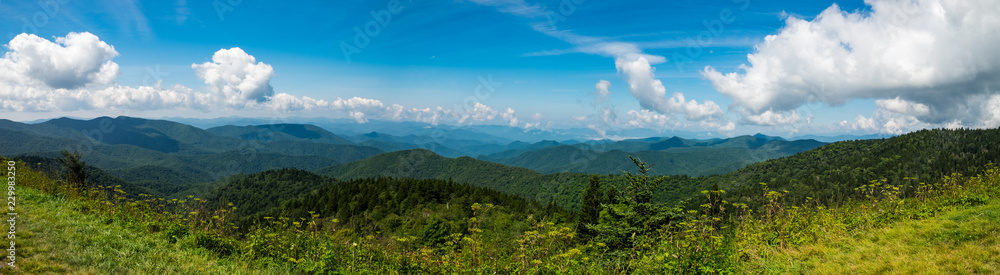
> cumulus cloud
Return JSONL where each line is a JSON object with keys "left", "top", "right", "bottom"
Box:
{"left": 469, "top": 0, "right": 724, "bottom": 127}
{"left": 876, "top": 97, "right": 930, "bottom": 117}
{"left": 594, "top": 79, "right": 611, "bottom": 103}
{"left": 0, "top": 32, "right": 212, "bottom": 112}
{"left": 617, "top": 56, "right": 723, "bottom": 121}
{"left": 703, "top": 0, "right": 1000, "bottom": 127}
{"left": 625, "top": 109, "right": 676, "bottom": 129}
{"left": 982, "top": 95, "right": 1000, "bottom": 128}
{"left": 455, "top": 102, "right": 521, "bottom": 126}
{"left": 741, "top": 109, "right": 801, "bottom": 126}
{"left": 850, "top": 114, "right": 877, "bottom": 132}
{"left": 331, "top": 96, "right": 384, "bottom": 110}
{"left": 1, "top": 32, "right": 119, "bottom": 89}
{"left": 0, "top": 32, "right": 537, "bottom": 128}
{"left": 192, "top": 47, "right": 275, "bottom": 107}
{"left": 701, "top": 120, "right": 736, "bottom": 132}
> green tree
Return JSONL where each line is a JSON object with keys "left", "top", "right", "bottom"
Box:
{"left": 59, "top": 150, "right": 87, "bottom": 189}
{"left": 606, "top": 186, "right": 620, "bottom": 204}
{"left": 591, "top": 156, "right": 677, "bottom": 253}
{"left": 421, "top": 217, "right": 452, "bottom": 246}
{"left": 577, "top": 175, "right": 603, "bottom": 239}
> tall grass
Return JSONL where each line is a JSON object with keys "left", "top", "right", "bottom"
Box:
{"left": 5, "top": 155, "right": 999, "bottom": 274}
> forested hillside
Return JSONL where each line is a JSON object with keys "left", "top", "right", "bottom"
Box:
{"left": 0, "top": 116, "right": 385, "bottom": 198}
{"left": 316, "top": 149, "right": 609, "bottom": 210}
{"left": 714, "top": 128, "right": 1000, "bottom": 207}
{"left": 479, "top": 135, "right": 826, "bottom": 176}
{"left": 320, "top": 128, "right": 1000, "bottom": 212}
{"left": 7, "top": 135, "right": 998, "bottom": 274}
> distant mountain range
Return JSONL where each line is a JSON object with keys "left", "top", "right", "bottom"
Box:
{"left": 0, "top": 116, "right": 846, "bottom": 206}
{"left": 4, "top": 116, "right": 992, "bottom": 215}
{"left": 0, "top": 116, "right": 384, "bottom": 197}
{"left": 478, "top": 134, "right": 826, "bottom": 176}
{"left": 166, "top": 116, "right": 892, "bottom": 143}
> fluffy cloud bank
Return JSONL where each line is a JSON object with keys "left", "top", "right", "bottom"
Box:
{"left": 703, "top": 0, "right": 1000, "bottom": 128}
{"left": 0, "top": 32, "right": 529, "bottom": 128}
{"left": 192, "top": 47, "right": 275, "bottom": 106}
{"left": 1, "top": 32, "right": 119, "bottom": 90}
{"left": 617, "top": 56, "right": 723, "bottom": 121}
{"left": 468, "top": 0, "right": 733, "bottom": 134}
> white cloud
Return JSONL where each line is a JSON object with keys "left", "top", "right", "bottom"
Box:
{"left": 844, "top": 109, "right": 930, "bottom": 135}
{"left": 1, "top": 32, "right": 119, "bottom": 89}
{"left": 625, "top": 109, "right": 678, "bottom": 129}
{"left": 719, "top": 121, "right": 736, "bottom": 131}
{"left": 349, "top": 111, "right": 367, "bottom": 123}
{"left": 981, "top": 95, "right": 1000, "bottom": 128}
{"left": 703, "top": 0, "right": 1000, "bottom": 127}
{"left": 192, "top": 47, "right": 275, "bottom": 107}
{"left": 851, "top": 114, "right": 877, "bottom": 132}
{"left": 89, "top": 83, "right": 210, "bottom": 111}
{"left": 586, "top": 124, "right": 607, "bottom": 138}
{"left": 875, "top": 97, "right": 930, "bottom": 117}
{"left": 456, "top": 102, "right": 521, "bottom": 126}
{"left": 616, "top": 56, "right": 723, "bottom": 121}
{"left": 502, "top": 107, "right": 518, "bottom": 127}
{"left": 742, "top": 109, "right": 801, "bottom": 126}
{"left": 701, "top": 120, "right": 736, "bottom": 132}
{"left": 469, "top": 0, "right": 723, "bottom": 125}
{"left": 331, "top": 96, "right": 384, "bottom": 110}
{"left": 594, "top": 79, "right": 611, "bottom": 103}
{"left": 0, "top": 32, "right": 536, "bottom": 128}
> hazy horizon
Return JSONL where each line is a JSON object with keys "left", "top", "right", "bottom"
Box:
{"left": 2, "top": 0, "right": 998, "bottom": 138}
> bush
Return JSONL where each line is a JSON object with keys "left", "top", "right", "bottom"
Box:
{"left": 186, "top": 232, "right": 236, "bottom": 256}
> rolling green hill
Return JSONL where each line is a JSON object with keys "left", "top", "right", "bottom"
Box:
{"left": 318, "top": 128, "right": 1000, "bottom": 213}
{"left": 8, "top": 130, "right": 999, "bottom": 274}
{"left": 204, "top": 168, "right": 337, "bottom": 220}
{"left": 0, "top": 117, "right": 385, "bottom": 198}
{"left": 316, "top": 149, "right": 612, "bottom": 210}
{"left": 481, "top": 135, "right": 826, "bottom": 176}
{"left": 206, "top": 124, "right": 353, "bottom": 144}
{"left": 703, "top": 128, "right": 1000, "bottom": 207}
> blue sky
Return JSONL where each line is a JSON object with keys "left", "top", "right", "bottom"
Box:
{"left": 1, "top": 0, "right": 998, "bottom": 138}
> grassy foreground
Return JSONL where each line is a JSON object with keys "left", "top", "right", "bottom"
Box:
{"left": 0, "top": 164, "right": 294, "bottom": 274}
{"left": 757, "top": 199, "right": 1000, "bottom": 274}
{"left": 2, "top": 157, "right": 999, "bottom": 273}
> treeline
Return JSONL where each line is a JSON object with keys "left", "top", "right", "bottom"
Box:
{"left": 274, "top": 177, "right": 570, "bottom": 244}
{"left": 199, "top": 168, "right": 573, "bottom": 242}
{"left": 713, "top": 128, "right": 1000, "bottom": 208}
{"left": 6, "top": 127, "right": 1000, "bottom": 273}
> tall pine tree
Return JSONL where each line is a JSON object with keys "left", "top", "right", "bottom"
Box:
{"left": 577, "top": 175, "right": 603, "bottom": 239}
{"left": 59, "top": 150, "right": 87, "bottom": 189}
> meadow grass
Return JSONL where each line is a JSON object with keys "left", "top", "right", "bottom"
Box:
{"left": 2, "top": 185, "right": 293, "bottom": 274}
{"left": 3, "top": 157, "right": 999, "bottom": 274}
{"left": 747, "top": 191, "right": 1000, "bottom": 274}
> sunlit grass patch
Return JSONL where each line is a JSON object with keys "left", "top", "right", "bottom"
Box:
{"left": 8, "top": 187, "right": 290, "bottom": 274}
{"left": 758, "top": 199, "right": 1000, "bottom": 274}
